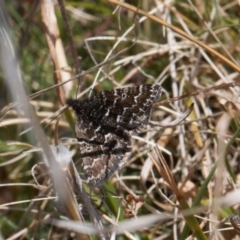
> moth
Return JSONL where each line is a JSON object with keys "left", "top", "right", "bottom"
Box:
{"left": 67, "top": 84, "right": 192, "bottom": 187}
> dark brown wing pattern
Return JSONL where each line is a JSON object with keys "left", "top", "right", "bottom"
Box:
{"left": 67, "top": 84, "right": 161, "bottom": 186}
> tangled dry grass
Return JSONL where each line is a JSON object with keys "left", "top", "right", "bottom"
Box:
{"left": 1, "top": 1, "right": 240, "bottom": 239}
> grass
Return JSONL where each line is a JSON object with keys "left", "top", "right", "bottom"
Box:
{"left": 1, "top": 0, "right": 240, "bottom": 239}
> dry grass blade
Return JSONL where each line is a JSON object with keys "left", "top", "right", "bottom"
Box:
{"left": 152, "top": 147, "right": 207, "bottom": 240}
{"left": 41, "top": 0, "right": 72, "bottom": 104}
{"left": 150, "top": 103, "right": 193, "bottom": 127}
{"left": 107, "top": 0, "right": 240, "bottom": 73}
{"left": 158, "top": 82, "right": 240, "bottom": 106}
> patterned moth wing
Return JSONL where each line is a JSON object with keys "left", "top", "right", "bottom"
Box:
{"left": 67, "top": 84, "right": 161, "bottom": 186}
{"left": 81, "top": 84, "right": 162, "bottom": 131}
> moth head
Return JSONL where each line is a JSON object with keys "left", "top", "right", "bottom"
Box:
{"left": 66, "top": 99, "right": 82, "bottom": 113}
